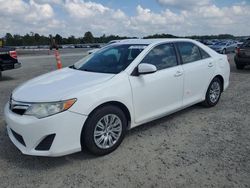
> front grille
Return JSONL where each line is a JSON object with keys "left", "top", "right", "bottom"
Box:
{"left": 35, "top": 134, "right": 56, "bottom": 151}
{"left": 11, "top": 129, "right": 26, "bottom": 146}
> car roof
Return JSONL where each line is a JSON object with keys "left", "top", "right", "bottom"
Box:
{"left": 110, "top": 38, "right": 220, "bottom": 57}
{"left": 117, "top": 38, "right": 198, "bottom": 45}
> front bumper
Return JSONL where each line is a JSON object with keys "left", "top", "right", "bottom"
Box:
{"left": 1, "top": 62, "right": 21, "bottom": 71}
{"left": 4, "top": 103, "right": 87, "bottom": 157}
{"left": 14, "top": 62, "right": 22, "bottom": 69}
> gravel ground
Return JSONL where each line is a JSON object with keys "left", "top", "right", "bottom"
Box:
{"left": 0, "top": 50, "right": 250, "bottom": 188}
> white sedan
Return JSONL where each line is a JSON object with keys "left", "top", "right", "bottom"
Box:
{"left": 4, "top": 39, "right": 230, "bottom": 156}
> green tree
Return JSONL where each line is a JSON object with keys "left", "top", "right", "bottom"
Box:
{"left": 13, "top": 34, "right": 23, "bottom": 46}
{"left": 67, "top": 35, "right": 76, "bottom": 44}
{"left": 84, "top": 31, "right": 94, "bottom": 43}
{"left": 55, "top": 34, "right": 63, "bottom": 44}
{"left": 5, "top": 33, "right": 14, "bottom": 46}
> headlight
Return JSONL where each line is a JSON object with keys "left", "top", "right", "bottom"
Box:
{"left": 24, "top": 99, "right": 76, "bottom": 119}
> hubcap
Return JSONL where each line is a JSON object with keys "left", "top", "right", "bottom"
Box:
{"left": 94, "top": 114, "right": 122, "bottom": 149}
{"left": 209, "top": 81, "right": 221, "bottom": 103}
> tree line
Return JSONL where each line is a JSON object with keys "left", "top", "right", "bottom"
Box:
{"left": 2, "top": 31, "right": 245, "bottom": 46}
{"left": 3, "top": 31, "right": 133, "bottom": 46}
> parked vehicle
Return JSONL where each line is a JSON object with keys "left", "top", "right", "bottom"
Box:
{"left": 62, "top": 44, "right": 75, "bottom": 49}
{"left": 205, "top": 39, "right": 220, "bottom": 48}
{"left": 210, "top": 41, "right": 237, "bottom": 54}
{"left": 4, "top": 39, "right": 230, "bottom": 156}
{"left": 234, "top": 38, "right": 250, "bottom": 69}
{"left": 0, "top": 48, "right": 21, "bottom": 77}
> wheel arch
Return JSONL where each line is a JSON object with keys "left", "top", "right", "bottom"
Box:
{"left": 214, "top": 75, "right": 224, "bottom": 92}
{"left": 90, "top": 101, "right": 131, "bottom": 125}
{"left": 80, "top": 101, "right": 132, "bottom": 148}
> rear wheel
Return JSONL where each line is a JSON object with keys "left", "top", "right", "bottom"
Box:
{"left": 222, "top": 49, "right": 226, "bottom": 54}
{"left": 82, "top": 105, "right": 127, "bottom": 155}
{"left": 202, "top": 77, "right": 222, "bottom": 107}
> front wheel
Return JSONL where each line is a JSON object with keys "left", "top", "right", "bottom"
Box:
{"left": 202, "top": 77, "right": 222, "bottom": 107}
{"left": 82, "top": 105, "right": 127, "bottom": 155}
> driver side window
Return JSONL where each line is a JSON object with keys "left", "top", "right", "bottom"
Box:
{"left": 141, "top": 43, "right": 178, "bottom": 70}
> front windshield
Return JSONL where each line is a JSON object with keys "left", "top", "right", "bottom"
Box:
{"left": 73, "top": 44, "right": 147, "bottom": 74}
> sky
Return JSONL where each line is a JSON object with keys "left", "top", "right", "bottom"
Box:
{"left": 0, "top": 0, "right": 249, "bottom": 37}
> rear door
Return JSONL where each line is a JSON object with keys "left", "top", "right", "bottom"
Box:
{"left": 176, "top": 42, "right": 216, "bottom": 107}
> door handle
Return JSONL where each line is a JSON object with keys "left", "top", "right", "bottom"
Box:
{"left": 208, "top": 62, "right": 213, "bottom": 67}
{"left": 174, "top": 71, "right": 183, "bottom": 77}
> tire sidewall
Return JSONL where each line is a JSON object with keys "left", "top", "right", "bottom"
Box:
{"left": 82, "top": 105, "right": 127, "bottom": 155}
{"left": 205, "top": 78, "right": 222, "bottom": 107}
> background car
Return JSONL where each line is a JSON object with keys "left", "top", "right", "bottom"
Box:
{"left": 0, "top": 47, "right": 21, "bottom": 78}
{"left": 210, "top": 40, "right": 237, "bottom": 54}
{"left": 234, "top": 38, "right": 250, "bottom": 69}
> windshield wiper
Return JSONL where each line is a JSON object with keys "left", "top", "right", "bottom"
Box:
{"left": 69, "top": 65, "right": 94, "bottom": 72}
{"left": 81, "top": 68, "right": 96, "bottom": 72}
{"left": 69, "top": 65, "right": 77, "bottom": 69}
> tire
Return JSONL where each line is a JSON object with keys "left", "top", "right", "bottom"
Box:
{"left": 222, "top": 49, "right": 226, "bottom": 54}
{"left": 82, "top": 105, "right": 127, "bottom": 155}
{"left": 236, "top": 63, "right": 244, "bottom": 70}
{"left": 202, "top": 77, "right": 222, "bottom": 107}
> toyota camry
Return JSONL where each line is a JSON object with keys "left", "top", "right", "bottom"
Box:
{"left": 4, "top": 39, "right": 230, "bottom": 156}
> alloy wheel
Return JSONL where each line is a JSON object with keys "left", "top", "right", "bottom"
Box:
{"left": 209, "top": 81, "right": 221, "bottom": 103}
{"left": 94, "top": 114, "right": 122, "bottom": 149}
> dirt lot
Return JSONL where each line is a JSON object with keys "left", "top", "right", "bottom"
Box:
{"left": 0, "top": 50, "right": 250, "bottom": 188}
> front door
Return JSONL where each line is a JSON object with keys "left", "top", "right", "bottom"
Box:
{"left": 129, "top": 43, "right": 184, "bottom": 124}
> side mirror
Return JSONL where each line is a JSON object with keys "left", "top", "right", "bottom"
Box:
{"left": 138, "top": 63, "right": 157, "bottom": 75}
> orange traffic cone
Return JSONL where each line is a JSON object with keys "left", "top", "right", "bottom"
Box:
{"left": 54, "top": 49, "right": 62, "bottom": 69}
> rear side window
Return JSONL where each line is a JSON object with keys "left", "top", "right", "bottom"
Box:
{"left": 141, "top": 43, "right": 178, "bottom": 70}
{"left": 177, "top": 42, "right": 202, "bottom": 64}
{"left": 199, "top": 48, "right": 210, "bottom": 59}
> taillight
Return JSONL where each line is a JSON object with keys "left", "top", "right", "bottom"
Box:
{"left": 9, "top": 51, "right": 17, "bottom": 59}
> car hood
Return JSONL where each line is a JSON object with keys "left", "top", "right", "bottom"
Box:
{"left": 12, "top": 67, "right": 115, "bottom": 102}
